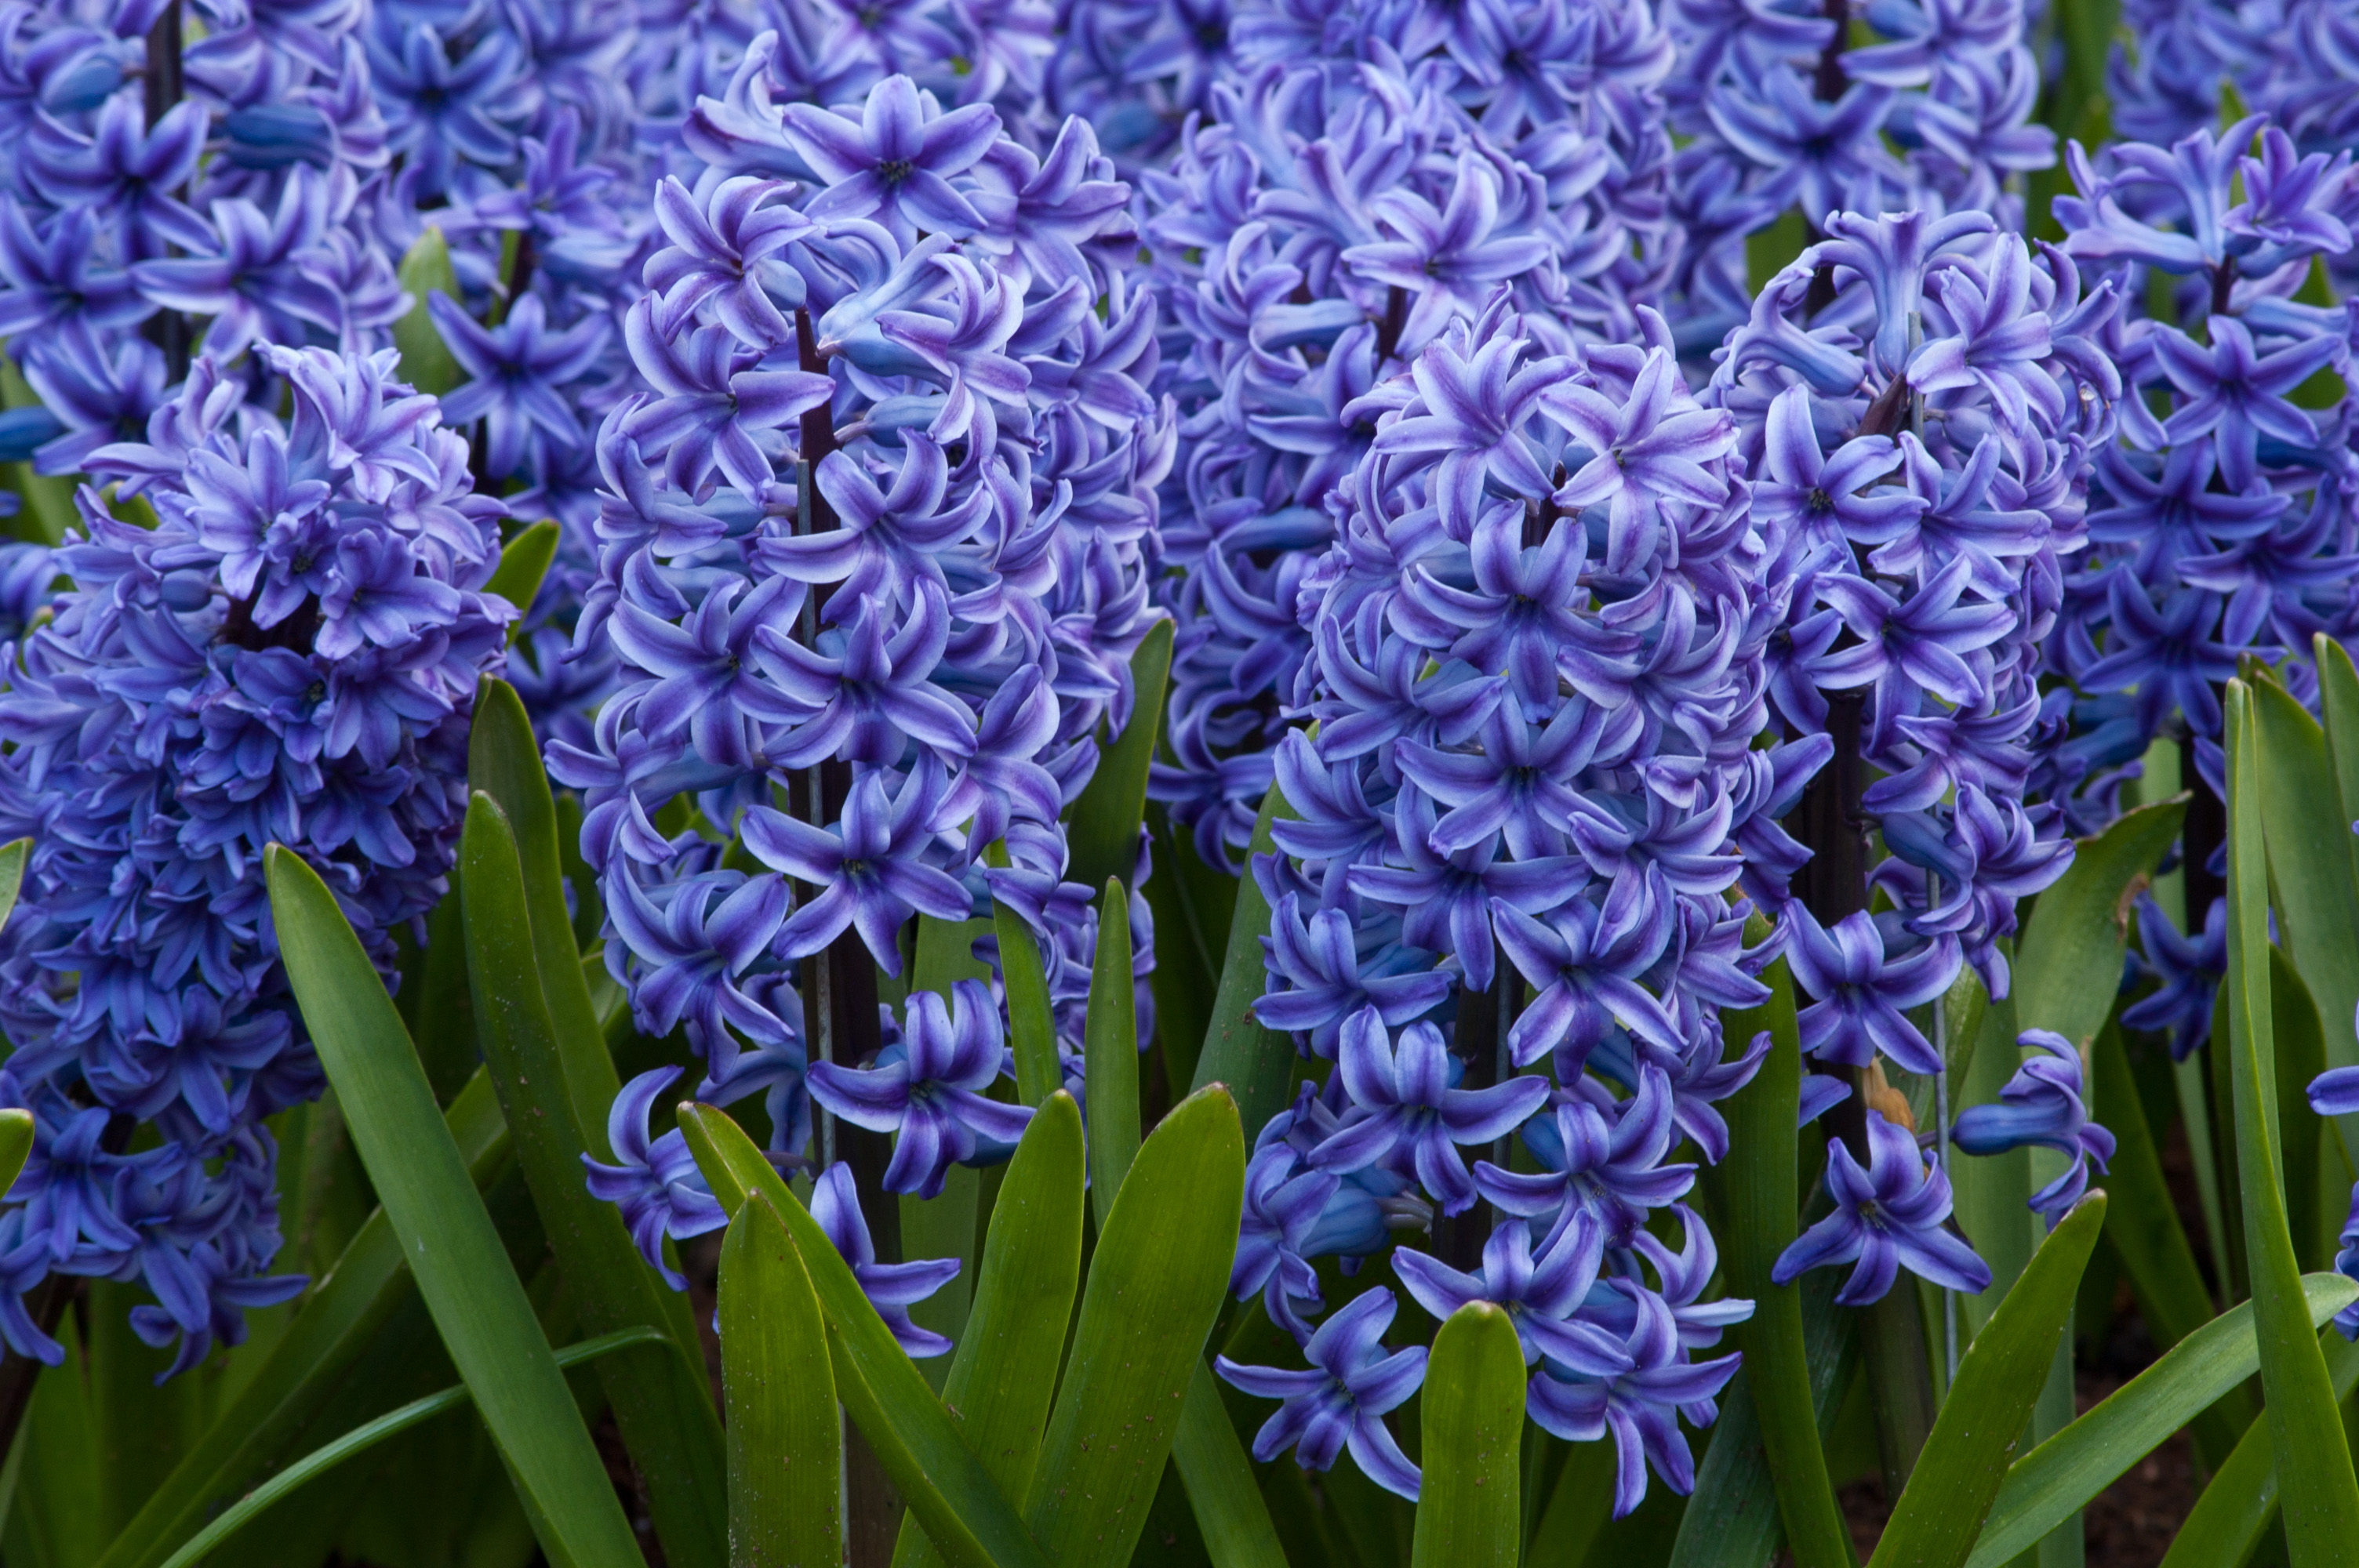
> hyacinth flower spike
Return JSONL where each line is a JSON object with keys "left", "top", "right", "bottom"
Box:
{"left": 1774, "top": 1109, "right": 1992, "bottom": 1304}
{"left": 581, "top": 1065, "right": 728, "bottom": 1288}
{"left": 1308, "top": 1008, "right": 1553, "bottom": 1218}
{"left": 1216, "top": 1286, "right": 1428, "bottom": 1501}
{"left": 1951, "top": 1029, "right": 2115, "bottom": 1227}
{"left": 809, "top": 1163, "right": 960, "bottom": 1358}
{"left": 805, "top": 978, "right": 1034, "bottom": 1199}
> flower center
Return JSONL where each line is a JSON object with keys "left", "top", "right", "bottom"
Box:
{"left": 877, "top": 158, "right": 914, "bottom": 187}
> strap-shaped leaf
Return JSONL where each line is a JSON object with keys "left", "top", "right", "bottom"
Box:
{"left": 1066, "top": 618, "right": 1172, "bottom": 896}
{"left": 1703, "top": 933, "right": 1852, "bottom": 1568}
{"left": 267, "top": 846, "right": 642, "bottom": 1568}
{"left": 0, "top": 837, "right": 27, "bottom": 934}
{"left": 467, "top": 677, "right": 624, "bottom": 1160}
{"left": 722, "top": 1192, "right": 842, "bottom": 1567}
{"left": 0, "top": 1109, "right": 27, "bottom": 1206}
{"left": 1190, "top": 781, "right": 1299, "bottom": 1137}
{"left": 676, "top": 1102, "right": 1053, "bottom": 1568}
{"left": 1866, "top": 1192, "right": 2106, "bottom": 1568}
{"left": 95, "top": 1073, "right": 511, "bottom": 1568}
{"left": 1086, "top": 877, "right": 1140, "bottom": 1224}
{"left": 392, "top": 227, "right": 463, "bottom": 396}
{"left": 1027, "top": 1085, "right": 1247, "bottom": 1568}
{"left": 1412, "top": 1302, "right": 1525, "bottom": 1568}
{"left": 155, "top": 1329, "right": 667, "bottom": 1568}
{"left": 2088, "top": 1022, "right": 2253, "bottom": 1463}
{"left": 484, "top": 521, "right": 560, "bottom": 641}
{"left": 2012, "top": 797, "right": 2186, "bottom": 1051}
{"left": 988, "top": 843, "right": 1060, "bottom": 1109}
{"left": 1170, "top": 1367, "right": 1289, "bottom": 1568}
{"left": 2160, "top": 1329, "right": 2359, "bottom": 1568}
{"left": 1967, "top": 1272, "right": 2358, "bottom": 1567}
{"left": 2222, "top": 680, "right": 2359, "bottom": 1563}
{"left": 460, "top": 793, "right": 728, "bottom": 1568}
{"left": 892, "top": 1093, "right": 1087, "bottom": 1568}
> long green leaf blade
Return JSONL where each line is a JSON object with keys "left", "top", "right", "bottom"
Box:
{"left": 1967, "top": 1273, "right": 2358, "bottom": 1566}
{"left": 2013, "top": 797, "right": 2186, "bottom": 1050}
{"left": 2223, "top": 680, "right": 2359, "bottom": 1564}
{"left": 467, "top": 677, "right": 624, "bottom": 1160}
{"left": 95, "top": 1072, "right": 511, "bottom": 1568}
{"left": 484, "top": 521, "right": 560, "bottom": 640}
{"left": 156, "top": 1330, "right": 666, "bottom": 1568}
{"left": 990, "top": 844, "right": 1060, "bottom": 1108}
{"left": 1866, "top": 1194, "right": 2106, "bottom": 1568}
{"left": 1027, "top": 1085, "right": 1246, "bottom": 1568}
{"left": 266, "top": 846, "right": 642, "bottom": 1568}
{"left": 677, "top": 1102, "right": 1053, "bottom": 1568}
{"left": 0, "top": 837, "right": 29, "bottom": 934}
{"left": 460, "top": 793, "right": 729, "bottom": 1568}
{"left": 2159, "top": 1329, "right": 2359, "bottom": 1568}
{"left": 1066, "top": 619, "right": 1172, "bottom": 896}
{"left": 722, "top": 1192, "right": 842, "bottom": 1567}
{"left": 1189, "top": 782, "right": 1297, "bottom": 1136}
{"left": 1411, "top": 1302, "right": 1525, "bottom": 1568}
{"left": 393, "top": 227, "right": 463, "bottom": 396}
{"left": 1707, "top": 934, "right": 1852, "bottom": 1568}
{"left": 1170, "top": 1367, "right": 1289, "bottom": 1568}
{"left": 892, "top": 1093, "right": 1086, "bottom": 1568}
{"left": 1086, "top": 877, "right": 1140, "bottom": 1225}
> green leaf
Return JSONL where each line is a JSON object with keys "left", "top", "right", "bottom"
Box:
{"left": 721, "top": 1192, "right": 842, "bottom": 1568}
{"left": 1169, "top": 1368, "right": 1289, "bottom": 1568}
{"left": 484, "top": 521, "right": 559, "bottom": 639}
{"left": 1142, "top": 806, "right": 1233, "bottom": 1095}
{"left": 1189, "top": 780, "right": 1299, "bottom": 1138}
{"left": 1066, "top": 619, "right": 1173, "bottom": 897}
{"left": 892, "top": 1093, "right": 1087, "bottom": 1568}
{"left": 990, "top": 845, "right": 1060, "bottom": 1109}
{"left": 1086, "top": 877, "right": 1140, "bottom": 1225}
{"left": 1966, "top": 1272, "right": 2358, "bottom": 1568}
{"left": 0, "top": 1110, "right": 29, "bottom": 1206}
{"left": 2252, "top": 674, "right": 2359, "bottom": 1174}
{"left": 154, "top": 1329, "right": 668, "bottom": 1568}
{"left": 266, "top": 846, "right": 643, "bottom": 1568}
{"left": 1027, "top": 1084, "right": 1247, "bottom": 1568}
{"left": 0, "top": 837, "right": 29, "bottom": 934}
{"left": 1666, "top": 1272, "right": 1861, "bottom": 1568}
{"left": 2088, "top": 1022, "right": 2254, "bottom": 1465}
{"left": 1866, "top": 1193, "right": 2106, "bottom": 1568}
{"left": 676, "top": 1102, "right": 1054, "bottom": 1568}
{"left": 393, "top": 227, "right": 463, "bottom": 397}
{"left": 1701, "top": 929, "right": 1853, "bottom": 1568}
{"left": 2013, "top": 796, "right": 2187, "bottom": 1050}
{"left": 467, "top": 677, "right": 624, "bottom": 1160}
{"left": 2223, "top": 681, "right": 2359, "bottom": 1564}
{"left": 1411, "top": 1303, "right": 1525, "bottom": 1568}
{"left": 2160, "top": 1328, "right": 2359, "bottom": 1568}
{"left": 459, "top": 793, "right": 728, "bottom": 1568}
{"left": 93, "top": 1073, "right": 511, "bottom": 1568}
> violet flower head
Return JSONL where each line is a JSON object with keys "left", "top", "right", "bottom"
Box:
{"left": 1393, "top": 1210, "right": 1633, "bottom": 1377}
{"left": 583, "top": 1066, "right": 729, "bottom": 1288}
{"left": 1952, "top": 1030, "right": 2116, "bottom": 1227}
{"left": 1524, "top": 1285, "right": 1743, "bottom": 1519}
{"left": 805, "top": 979, "right": 1034, "bottom": 1199}
{"left": 1774, "top": 1109, "right": 1993, "bottom": 1304}
{"left": 1309, "top": 1010, "right": 1552, "bottom": 1218}
{"left": 1216, "top": 1286, "right": 1429, "bottom": 1501}
{"left": 810, "top": 1163, "right": 961, "bottom": 1359}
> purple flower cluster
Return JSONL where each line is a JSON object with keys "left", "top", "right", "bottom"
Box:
{"left": 1660, "top": 0, "right": 2055, "bottom": 347}
{"left": 1215, "top": 292, "right": 1768, "bottom": 1511}
{"left": 2109, "top": 0, "right": 2359, "bottom": 197}
{"left": 2045, "top": 118, "right": 2357, "bottom": 1054}
{"left": 0, "top": 346, "right": 511, "bottom": 1374}
{"left": 552, "top": 62, "right": 1167, "bottom": 1279}
{"left": 1131, "top": 2, "right": 1683, "bottom": 870}
{"left": 0, "top": 0, "right": 405, "bottom": 474}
